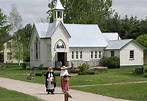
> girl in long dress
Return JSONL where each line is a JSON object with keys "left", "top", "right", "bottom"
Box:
{"left": 45, "top": 67, "right": 56, "bottom": 94}
{"left": 60, "top": 66, "right": 70, "bottom": 91}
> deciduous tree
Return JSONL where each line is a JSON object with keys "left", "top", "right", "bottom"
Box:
{"left": 8, "top": 4, "right": 23, "bottom": 65}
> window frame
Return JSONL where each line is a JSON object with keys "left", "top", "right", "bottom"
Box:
{"left": 129, "top": 50, "right": 134, "bottom": 59}
{"left": 111, "top": 51, "right": 115, "bottom": 57}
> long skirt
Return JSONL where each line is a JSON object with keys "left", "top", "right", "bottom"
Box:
{"left": 46, "top": 77, "right": 54, "bottom": 92}
{"left": 61, "top": 77, "right": 69, "bottom": 91}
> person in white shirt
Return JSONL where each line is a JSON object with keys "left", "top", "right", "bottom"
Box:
{"left": 60, "top": 66, "right": 70, "bottom": 91}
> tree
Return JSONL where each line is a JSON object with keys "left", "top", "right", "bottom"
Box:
{"left": 47, "top": 0, "right": 114, "bottom": 31}
{"left": 11, "top": 24, "right": 32, "bottom": 63}
{"left": 22, "top": 24, "right": 32, "bottom": 61}
{"left": 140, "top": 19, "right": 147, "bottom": 35}
{"left": 9, "top": 4, "right": 22, "bottom": 33}
{"left": 105, "top": 12, "right": 122, "bottom": 34}
{"left": 8, "top": 4, "right": 23, "bottom": 65}
{"left": 0, "top": 8, "right": 11, "bottom": 62}
{"left": 136, "top": 34, "right": 147, "bottom": 53}
{"left": 121, "top": 16, "right": 141, "bottom": 39}
{"left": 0, "top": 8, "right": 11, "bottom": 51}
{"left": 11, "top": 29, "right": 24, "bottom": 64}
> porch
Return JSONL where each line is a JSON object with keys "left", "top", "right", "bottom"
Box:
{"left": 55, "top": 60, "right": 102, "bottom": 69}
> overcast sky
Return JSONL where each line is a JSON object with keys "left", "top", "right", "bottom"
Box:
{"left": 0, "top": 0, "right": 147, "bottom": 26}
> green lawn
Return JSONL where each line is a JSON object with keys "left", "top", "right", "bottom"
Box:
{"left": 0, "top": 64, "right": 147, "bottom": 101}
{"left": 0, "top": 87, "right": 43, "bottom": 101}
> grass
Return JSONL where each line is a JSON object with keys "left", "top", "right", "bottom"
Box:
{"left": 72, "top": 83, "right": 147, "bottom": 101}
{"left": 0, "top": 87, "right": 43, "bottom": 101}
{"left": 0, "top": 64, "right": 147, "bottom": 101}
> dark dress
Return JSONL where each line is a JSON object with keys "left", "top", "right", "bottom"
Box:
{"left": 45, "top": 72, "right": 56, "bottom": 94}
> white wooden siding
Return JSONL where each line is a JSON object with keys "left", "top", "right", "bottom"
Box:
{"left": 120, "top": 42, "right": 144, "bottom": 66}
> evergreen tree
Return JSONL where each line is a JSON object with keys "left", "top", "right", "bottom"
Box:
{"left": 0, "top": 8, "right": 11, "bottom": 51}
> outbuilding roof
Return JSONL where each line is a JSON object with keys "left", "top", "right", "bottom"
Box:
{"left": 105, "top": 39, "right": 133, "bottom": 50}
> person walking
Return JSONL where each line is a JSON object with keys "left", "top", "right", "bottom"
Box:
{"left": 60, "top": 66, "right": 70, "bottom": 91}
{"left": 45, "top": 67, "right": 56, "bottom": 94}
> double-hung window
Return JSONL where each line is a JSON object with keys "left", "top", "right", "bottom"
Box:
{"left": 130, "top": 50, "right": 134, "bottom": 59}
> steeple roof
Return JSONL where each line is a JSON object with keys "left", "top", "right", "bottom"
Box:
{"left": 53, "top": 0, "right": 64, "bottom": 10}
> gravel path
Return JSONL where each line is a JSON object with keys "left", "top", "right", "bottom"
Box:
{"left": 0, "top": 77, "right": 129, "bottom": 101}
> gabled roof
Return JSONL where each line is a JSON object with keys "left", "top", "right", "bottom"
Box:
{"left": 34, "top": 22, "right": 70, "bottom": 38}
{"left": 105, "top": 39, "right": 133, "bottom": 50}
{"left": 103, "top": 33, "right": 121, "bottom": 42}
{"left": 64, "top": 24, "right": 108, "bottom": 47}
{"left": 34, "top": 22, "right": 48, "bottom": 38}
{"left": 105, "top": 39, "right": 145, "bottom": 50}
{"left": 33, "top": 22, "right": 108, "bottom": 47}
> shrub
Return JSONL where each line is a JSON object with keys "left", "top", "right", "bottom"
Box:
{"left": 22, "top": 63, "right": 26, "bottom": 69}
{"left": 106, "top": 56, "right": 120, "bottom": 69}
{"left": 78, "top": 63, "right": 89, "bottom": 72}
{"left": 35, "top": 72, "right": 43, "bottom": 76}
{"left": 144, "top": 68, "right": 147, "bottom": 73}
{"left": 38, "top": 64, "right": 44, "bottom": 70}
{"left": 78, "top": 70, "right": 95, "bottom": 75}
{"left": 143, "top": 73, "right": 147, "bottom": 78}
{"left": 101, "top": 56, "right": 107, "bottom": 66}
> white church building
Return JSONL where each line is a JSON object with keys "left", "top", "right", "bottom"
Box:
{"left": 29, "top": 0, "right": 144, "bottom": 68}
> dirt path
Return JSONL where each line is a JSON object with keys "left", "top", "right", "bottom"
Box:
{"left": 70, "top": 81, "right": 147, "bottom": 87}
{"left": 0, "top": 77, "right": 128, "bottom": 101}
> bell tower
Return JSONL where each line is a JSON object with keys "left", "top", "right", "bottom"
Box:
{"left": 53, "top": 0, "right": 64, "bottom": 26}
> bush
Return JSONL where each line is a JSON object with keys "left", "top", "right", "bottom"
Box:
{"left": 78, "top": 70, "right": 95, "bottom": 75}
{"left": 143, "top": 73, "right": 147, "bottom": 78}
{"left": 101, "top": 56, "right": 107, "bottom": 66}
{"left": 144, "top": 68, "right": 147, "bottom": 73}
{"left": 38, "top": 64, "right": 44, "bottom": 70}
{"left": 106, "top": 56, "right": 120, "bottom": 69}
{"left": 22, "top": 63, "right": 26, "bottom": 69}
{"left": 78, "top": 63, "right": 89, "bottom": 72}
{"left": 35, "top": 72, "right": 43, "bottom": 76}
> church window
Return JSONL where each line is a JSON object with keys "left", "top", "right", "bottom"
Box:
{"left": 57, "top": 11, "right": 62, "bottom": 18}
{"left": 99, "top": 51, "right": 101, "bottom": 58}
{"left": 80, "top": 51, "right": 82, "bottom": 59}
{"left": 95, "top": 51, "right": 97, "bottom": 58}
{"left": 34, "top": 38, "right": 40, "bottom": 60}
{"left": 91, "top": 51, "right": 93, "bottom": 58}
{"left": 56, "top": 40, "right": 65, "bottom": 49}
{"left": 76, "top": 51, "right": 78, "bottom": 59}
{"left": 31, "top": 49, "right": 33, "bottom": 60}
{"left": 72, "top": 51, "right": 74, "bottom": 59}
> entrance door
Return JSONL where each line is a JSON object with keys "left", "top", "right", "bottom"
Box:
{"left": 58, "top": 52, "right": 67, "bottom": 66}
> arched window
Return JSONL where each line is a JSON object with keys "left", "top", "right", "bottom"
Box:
{"left": 34, "top": 37, "right": 40, "bottom": 60}
{"left": 56, "top": 40, "right": 66, "bottom": 49}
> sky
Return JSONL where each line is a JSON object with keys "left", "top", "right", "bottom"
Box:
{"left": 0, "top": 0, "right": 147, "bottom": 26}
